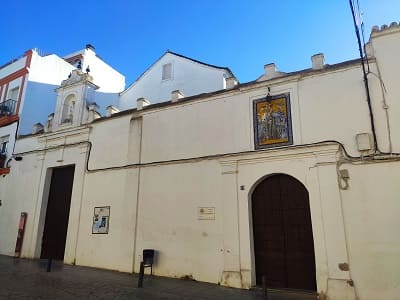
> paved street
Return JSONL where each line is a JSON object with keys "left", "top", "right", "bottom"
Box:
{"left": 0, "top": 255, "right": 316, "bottom": 300}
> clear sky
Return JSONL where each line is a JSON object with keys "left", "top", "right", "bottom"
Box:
{"left": 1, "top": 1, "right": 399, "bottom": 85}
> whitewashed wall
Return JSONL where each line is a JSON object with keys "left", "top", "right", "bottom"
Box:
{"left": 340, "top": 162, "right": 400, "bottom": 300}
{"left": 119, "top": 52, "right": 230, "bottom": 110}
{"left": 0, "top": 24, "right": 399, "bottom": 300}
{"left": 18, "top": 49, "right": 124, "bottom": 134}
{"left": 80, "top": 49, "right": 125, "bottom": 93}
{"left": 139, "top": 65, "right": 375, "bottom": 163}
{"left": 19, "top": 51, "right": 74, "bottom": 134}
{"left": 134, "top": 160, "right": 225, "bottom": 282}
{"left": 368, "top": 25, "right": 400, "bottom": 152}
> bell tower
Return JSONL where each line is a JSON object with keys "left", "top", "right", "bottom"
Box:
{"left": 52, "top": 69, "right": 99, "bottom": 131}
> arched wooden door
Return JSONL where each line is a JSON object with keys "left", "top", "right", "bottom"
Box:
{"left": 252, "top": 174, "right": 316, "bottom": 291}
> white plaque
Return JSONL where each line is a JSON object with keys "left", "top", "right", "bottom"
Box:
{"left": 198, "top": 207, "right": 215, "bottom": 220}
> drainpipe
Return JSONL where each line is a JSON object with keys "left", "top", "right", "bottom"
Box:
{"left": 131, "top": 114, "right": 143, "bottom": 273}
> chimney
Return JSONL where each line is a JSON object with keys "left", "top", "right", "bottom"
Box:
{"left": 311, "top": 53, "right": 325, "bottom": 70}
{"left": 171, "top": 90, "right": 184, "bottom": 103}
{"left": 86, "top": 44, "right": 95, "bottom": 52}
{"left": 32, "top": 123, "right": 44, "bottom": 134}
{"left": 137, "top": 97, "right": 150, "bottom": 110}
{"left": 264, "top": 63, "right": 277, "bottom": 77}
{"left": 225, "top": 77, "right": 238, "bottom": 89}
{"left": 106, "top": 105, "right": 120, "bottom": 117}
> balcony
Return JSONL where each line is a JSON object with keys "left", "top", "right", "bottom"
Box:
{"left": 0, "top": 99, "right": 18, "bottom": 126}
{"left": 0, "top": 99, "right": 16, "bottom": 116}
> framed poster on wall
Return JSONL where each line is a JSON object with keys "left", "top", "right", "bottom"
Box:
{"left": 253, "top": 93, "right": 293, "bottom": 149}
{"left": 92, "top": 206, "right": 110, "bottom": 234}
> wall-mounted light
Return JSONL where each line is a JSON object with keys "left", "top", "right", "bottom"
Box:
{"left": 338, "top": 169, "right": 350, "bottom": 190}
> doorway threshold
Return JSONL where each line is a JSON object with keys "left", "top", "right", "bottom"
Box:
{"left": 251, "top": 287, "right": 318, "bottom": 300}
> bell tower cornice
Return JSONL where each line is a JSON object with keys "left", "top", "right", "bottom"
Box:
{"left": 56, "top": 69, "right": 99, "bottom": 91}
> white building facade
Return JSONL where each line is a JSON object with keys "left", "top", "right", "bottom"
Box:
{"left": 0, "top": 23, "right": 400, "bottom": 300}
{"left": 0, "top": 49, "right": 75, "bottom": 175}
{"left": 119, "top": 51, "right": 236, "bottom": 110}
{"left": 0, "top": 46, "right": 125, "bottom": 176}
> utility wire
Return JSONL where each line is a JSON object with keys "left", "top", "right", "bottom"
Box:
{"left": 356, "top": 0, "right": 370, "bottom": 71}
{"left": 349, "top": 0, "right": 378, "bottom": 153}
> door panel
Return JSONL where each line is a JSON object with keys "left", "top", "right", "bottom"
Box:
{"left": 40, "top": 166, "right": 75, "bottom": 260}
{"left": 252, "top": 174, "right": 316, "bottom": 291}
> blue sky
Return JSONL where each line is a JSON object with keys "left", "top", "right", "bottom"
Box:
{"left": 1, "top": 1, "right": 399, "bottom": 85}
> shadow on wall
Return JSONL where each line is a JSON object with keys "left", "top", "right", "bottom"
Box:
{"left": 19, "top": 81, "right": 120, "bottom": 135}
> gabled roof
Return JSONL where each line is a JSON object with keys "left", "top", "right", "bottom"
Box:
{"left": 121, "top": 50, "right": 235, "bottom": 95}
{"left": 167, "top": 50, "right": 234, "bottom": 77}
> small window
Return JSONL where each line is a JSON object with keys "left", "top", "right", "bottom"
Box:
{"left": 0, "top": 135, "right": 9, "bottom": 154}
{"left": 162, "top": 63, "right": 172, "bottom": 80}
{"left": 8, "top": 87, "right": 19, "bottom": 101}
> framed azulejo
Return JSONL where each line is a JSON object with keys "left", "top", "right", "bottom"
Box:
{"left": 253, "top": 93, "right": 293, "bottom": 149}
{"left": 92, "top": 206, "right": 110, "bottom": 234}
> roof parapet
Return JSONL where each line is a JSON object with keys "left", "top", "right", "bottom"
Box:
{"left": 171, "top": 90, "right": 185, "bottom": 103}
{"left": 371, "top": 22, "right": 399, "bottom": 35}
{"left": 32, "top": 123, "right": 44, "bottom": 134}
{"left": 106, "top": 105, "right": 120, "bottom": 117}
{"left": 137, "top": 97, "right": 151, "bottom": 110}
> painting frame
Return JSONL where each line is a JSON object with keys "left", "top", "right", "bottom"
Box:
{"left": 92, "top": 206, "right": 110, "bottom": 234}
{"left": 253, "top": 93, "right": 293, "bottom": 149}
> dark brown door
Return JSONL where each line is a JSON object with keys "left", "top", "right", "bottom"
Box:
{"left": 40, "top": 166, "right": 75, "bottom": 260}
{"left": 252, "top": 174, "right": 316, "bottom": 291}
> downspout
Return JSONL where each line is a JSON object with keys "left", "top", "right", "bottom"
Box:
{"left": 132, "top": 115, "right": 143, "bottom": 273}
{"left": 367, "top": 66, "right": 393, "bottom": 153}
{"left": 73, "top": 134, "right": 90, "bottom": 264}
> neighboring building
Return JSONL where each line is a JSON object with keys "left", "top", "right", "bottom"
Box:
{"left": 119, "top": 50, "right": 236, "bottom": 110}
{"left": 62, "top": 44, "right": 125, "bottom": 116}
{"left": 0, "top": 46, "right": 125, "bottom": 175}
{"left": 0, "top": 22, "right": 400, "bottom": 300}
{"left": 0, "top": 49, "right": 74, "bottom": 175}
{"left": 64, "top": 44, "right": 125, "bottom": 94}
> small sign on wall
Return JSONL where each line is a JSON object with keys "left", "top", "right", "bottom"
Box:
{"left": 92, "top": 206, "right": 110, "bottom": 234}
{"left": 198, "top": 207, "right": 215, "bottom": 220}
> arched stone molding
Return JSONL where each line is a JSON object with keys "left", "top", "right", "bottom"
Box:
{"left": 219, "top": 144, "right": 356, "bottom": 299}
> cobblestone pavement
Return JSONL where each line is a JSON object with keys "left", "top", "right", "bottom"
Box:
{"left": 0, "top": 255, "right": 316, "bottom": 300}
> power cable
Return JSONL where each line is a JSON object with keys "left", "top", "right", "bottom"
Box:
{"left": 349, "top": 0, "right": 379, "bottom": 153}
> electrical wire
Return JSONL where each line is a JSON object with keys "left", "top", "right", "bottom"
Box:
{"left": 349, "top": 0, "right": 379, "bottom": 153}
{"left": 12, "top": 137, "right": 400, "bottom": 175}
{"left": 356, "top": 0, "right": 371, "bottom": 72}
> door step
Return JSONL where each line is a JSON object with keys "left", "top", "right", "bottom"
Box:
{"left": 252, "top": 287, "right": 318, "bottom": 300}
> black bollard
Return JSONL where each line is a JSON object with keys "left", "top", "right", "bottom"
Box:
{"left": 46, "top": 258, "right": 52, "bottom": 272}
{"left": 262, "top": 275, "right": 268, "bottom": 300}
{"left": 137, "top": 261, "right": 144, "bottom": 288}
